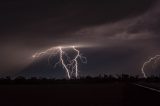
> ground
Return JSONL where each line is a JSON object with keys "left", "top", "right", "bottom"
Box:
{"left": 0, "top": 82, "right": 160, "bottom": 106}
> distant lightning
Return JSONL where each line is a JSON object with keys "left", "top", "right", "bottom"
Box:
{"left": 32, "top": 46, "right": 87, "bottom": 79}
{"left": 141, "top": 55, "right": 160, "bottom": 78}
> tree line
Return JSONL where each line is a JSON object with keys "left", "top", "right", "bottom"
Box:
{"left": 0, "top": 74, "right": 160, "bottom": 84}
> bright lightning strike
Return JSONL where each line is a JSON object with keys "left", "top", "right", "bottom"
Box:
{"left": 141, "top": 55, "right": 160, "bottom": 78}
{"left": 32, "top": 46, "right": 87, "bottom": 79}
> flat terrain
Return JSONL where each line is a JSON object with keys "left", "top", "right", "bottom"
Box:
{"left": 0, "top": 82, "right": 160, "bottom": 106}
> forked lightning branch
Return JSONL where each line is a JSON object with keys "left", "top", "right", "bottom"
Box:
{"left": 32, "top": 46, "right": 87, "bottom": 79}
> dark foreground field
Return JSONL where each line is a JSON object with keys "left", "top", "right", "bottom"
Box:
{"left": 0, "top": 82, "right": 160, "bottom": 106}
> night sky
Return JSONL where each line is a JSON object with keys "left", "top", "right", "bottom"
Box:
{"left": 0, "top": 0, "right": 160, "bottom": 78}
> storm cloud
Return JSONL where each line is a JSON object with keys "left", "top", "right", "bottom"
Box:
{"left": 0, "top": 0, "right": 159, "bottom": 77}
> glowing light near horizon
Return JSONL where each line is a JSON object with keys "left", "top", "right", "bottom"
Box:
{"left": 32, "top": 46, "right": 87, "bottom": 79}
{"left": 141, "top": 55, "right": 160, "bottom": 78}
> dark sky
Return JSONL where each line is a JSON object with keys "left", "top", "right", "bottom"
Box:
{"left": 0, "top": 0, "right": 160, "bottom": 78}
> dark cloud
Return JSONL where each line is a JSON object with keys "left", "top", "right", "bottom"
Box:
{"left": 0, "top": 0, "right": 155, "bottom": 36}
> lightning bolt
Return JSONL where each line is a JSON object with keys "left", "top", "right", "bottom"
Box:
{"left": 141, "top": 55, "right": 160, "bottom": 78}
{"left": 73, "top": 46, "right": 79, "bottom": 78}
{"left": 32, "top": 46, "right": 87, "bottom": 79}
